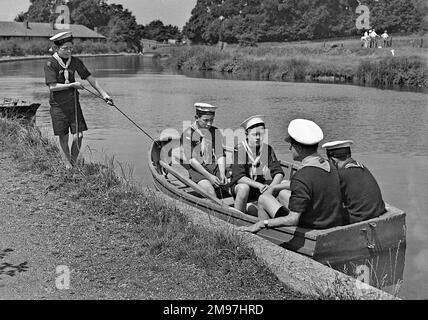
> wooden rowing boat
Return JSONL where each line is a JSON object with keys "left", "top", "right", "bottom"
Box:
{"left": 148, "top": 137, "right": 406, "bottom": 287}
{"left": 0, "top": 98, "right": 40, "bottom": 125}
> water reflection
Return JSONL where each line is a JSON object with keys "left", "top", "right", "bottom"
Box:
{"left": 0, "top": 54, "right": 164, "bottom": 78}
{"left": 182, "top": 69, "right": 428, "bottom": 94}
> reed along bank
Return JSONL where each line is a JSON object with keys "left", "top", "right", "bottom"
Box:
{"left": 167, "top": 38, "right": 428, "bottom": 90}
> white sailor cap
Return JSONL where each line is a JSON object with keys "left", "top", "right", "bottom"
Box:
{"left": 322, "top": 140, "right": 353, "bottom": 157}
{"left": 49, "top": 31, "right": 73, "bottom": 45}
{"left": 322, "top": 140, "right": 354, "bottom": 150}
{"left": 240, "top": 115, "right": 265, "bottom": 130}
{"left": 285, "top": 119, "right": 323, "bottom": 145}
{"left": 194, "top": 102, "right": 217, "bottom": 114}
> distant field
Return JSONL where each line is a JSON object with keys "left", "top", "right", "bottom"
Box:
{"left": 232, "top": 34, "right": 427, "bottom": 61}
{"left": 257, "top": 32, "right": 427, "bottom": 47}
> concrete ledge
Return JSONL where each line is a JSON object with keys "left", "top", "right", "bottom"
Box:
{"left": 157, "top": 192, "right": 398, "bottom": 300}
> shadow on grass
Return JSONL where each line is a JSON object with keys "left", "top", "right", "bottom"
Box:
{"left": 0, "top": 249, "right": 29, "bottom": 279}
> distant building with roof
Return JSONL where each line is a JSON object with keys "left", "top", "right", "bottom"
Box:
{"left": 0, "top": 21, "right": 106, "bottom": 42}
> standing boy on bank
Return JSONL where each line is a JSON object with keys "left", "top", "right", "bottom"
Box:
{"left": 44, "top": 31, "right": 112, "bottom": 169}
{"left": 180, "top": 103, "right": 227, "bottom": 198}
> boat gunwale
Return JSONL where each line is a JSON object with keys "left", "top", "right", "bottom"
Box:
{"left": 148, "top": 140, "right": 323, "bottom": 240}
{"left": 148, "top": 140, "right": 406, "bottom": 242}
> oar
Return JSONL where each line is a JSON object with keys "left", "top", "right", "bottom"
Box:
{"left": 159, "top": 160, "right": 224, "bottom": 205}
{"left": 159, "top": 160, "right": 243, "bottom": 216}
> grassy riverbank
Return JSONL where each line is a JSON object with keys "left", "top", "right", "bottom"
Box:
{"left": 0, "top": 117, "right": 312, "bottom": 299}
{"left": 167, "top": 36, "right": 428, "bottom": 89}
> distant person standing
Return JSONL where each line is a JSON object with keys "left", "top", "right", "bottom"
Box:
{"left": 362, "top": 31, "right": 369, "bottom": 48}
{"left": 381, "top": 30, "right": 390, "bottom": 47}
{"left": 322, "top": 140, "right": 386, "bottom": 224}
{"left": 44, "top": 31, "right": 113, "bottom": 169}
{"left": 369, "top": 29, "right": 379, "bottom": 48}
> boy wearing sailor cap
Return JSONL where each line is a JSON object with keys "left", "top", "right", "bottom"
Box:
{"left": 238, "top": 119, "right": 343, "bottom": 233}
{"left": 322, "top": 140, "right": 386, "bottom": 224}
{"left": 44, "top": 31, "right": 113, "bottom": 169}
{"left": 180, "top": 103, "right": 227, "bottom": 198}
{"left": 230, "top": 115, "right": 284, "bottom": 213}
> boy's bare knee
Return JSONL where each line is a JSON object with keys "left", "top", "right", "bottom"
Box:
{"left": 278, "top": 189, "right": 291, "bottom": 204}
{"left": 258, "top": 194, "right": 268, "bottom": 206}
{"left": 198, "top": 180, "right": 213, "bottom": 192}
{"left": 235, "top": 184, "right": 250, "bottom": 198}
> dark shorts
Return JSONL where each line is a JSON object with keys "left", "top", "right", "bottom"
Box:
{"left": 188, "top": 163, "right": 219, "bottom": 184}
{"left": 188, "top": 163, "right": 231, "bottom": 197}
{"left": 50, "top": 100, "right": 88, "bottom": 136}
{"left": 231, "top": 184, "right": 261, "bottom": 202}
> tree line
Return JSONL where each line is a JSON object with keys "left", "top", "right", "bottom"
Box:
{"left": 14, "top": 0, "right": 182, "bottom": 51}
{"left": 183, "top": 0, "right": 428, "bottom": 45}
{"left": 13, "top": 0, "right": 427, "bottom": 50}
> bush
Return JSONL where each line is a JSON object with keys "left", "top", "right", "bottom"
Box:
{"left": 71, "top": 40, "right": 110, "bottom": 54}
{"left": 107, "top": 41, "right": 128, "bottom": 53}
{"left": 0, "top": 39, "right": 128, "bottom": 57}
{"left": 356, "top": 56, "right": 427, "bottom": 88}
{"left": 0, "top": 40, "right": 25, "bottom": 56}
{"left": 237, "top": 33, "right": 258, "bottom": 47}
{"left": 19, "top": 40, "right": 51, "bottom": 56}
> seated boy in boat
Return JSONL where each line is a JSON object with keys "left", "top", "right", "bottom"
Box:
{"left": 322, "top": 140, "right": 386, "bottom": 224}
{"left": 230, "top": 115, "right": 284, "bottom": 213}
{"left": 237, "top": 119, "right": 344, "bottom": 232}
{"left": 180, "top": 103, "right": 227, "bottom": 198}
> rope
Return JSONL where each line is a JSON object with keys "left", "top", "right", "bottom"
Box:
{"left": 81, "top": 86, "right": 159, "bottom": 146}
{"left": 74, "top": 88, "right": 80, "bottom": 166}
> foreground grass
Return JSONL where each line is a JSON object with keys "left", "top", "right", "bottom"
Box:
{"left": 0, "top": 117, "right": 310, "bottom": 299}
{"left": 167, "top": 36, "right": 428, "bottom": 89}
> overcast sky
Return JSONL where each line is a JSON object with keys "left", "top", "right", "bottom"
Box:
{"left": 0, "top": 0, "right": 197, "bottom": 28}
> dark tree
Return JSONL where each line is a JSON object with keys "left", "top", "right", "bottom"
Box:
{"left": 142, "top": 20, "right": 181, "bottom": 42}
{"left": 183, "top": 0, "right": 425, "bottom": 44}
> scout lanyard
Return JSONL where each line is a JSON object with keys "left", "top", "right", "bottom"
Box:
{"left": 54, "top": 52, "right": 79, "bottom": 145}
{"left": 241, "top": 139, "right": 264, "bottom": 180}
{"left": 190, "top": 122, "right": 212, "bottom": 164}
{"left": 52, "top": 52, "right": 71, "bottom": 84}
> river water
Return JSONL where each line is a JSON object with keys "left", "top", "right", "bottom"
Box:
{"left": 0, "top": 55, "right": 427, "bottom": 299}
